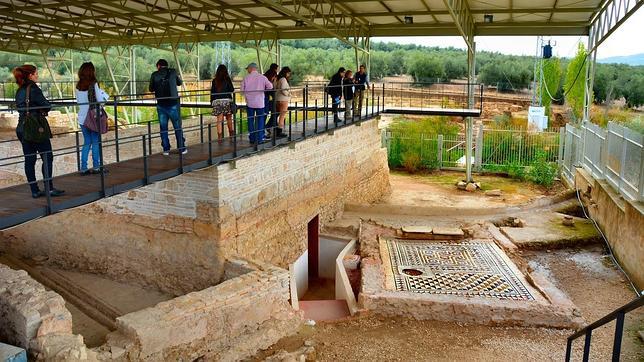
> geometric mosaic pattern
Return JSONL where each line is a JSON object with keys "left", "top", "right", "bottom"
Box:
{"left": 382, "top": 238, "right": 534, "bottom": 301}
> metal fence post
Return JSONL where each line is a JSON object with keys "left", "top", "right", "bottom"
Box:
{"left": 437, "top": 134, "right": 444, "bottom": 170}
{"left": 558, "top": 127, "right": 565, "bottom": 168}
{"left": 314, "top": 99, "right": 318, "bottom": 133}
{"left": 75, "top": 131, "right": 81, "bottom": 172}
{"left": 114, "top": 95, "right": 120, "bottom": 162}
{"left": 208, "top": 123, "right": 213, "bottom": 165}
{"left": 199, "top": 113, "right": 204, "bottom": 143}
{"left": 42, "top": 150, "right": 53, "bottom": 215}
{"left": 142, "top": 135, "right": 148, "bottom": 185}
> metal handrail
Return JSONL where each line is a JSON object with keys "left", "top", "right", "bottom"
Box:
{"left": 565, "top": 295, "right": 643, "bottom": 362}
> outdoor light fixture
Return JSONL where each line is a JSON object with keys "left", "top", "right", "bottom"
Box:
{"left": 295, "top": 20, "right": 305, "bottom": 27}
{"left": 62, "top": 33, "right": 69, "bottom": 39}
{"left": 404, "top": 16, "right": 414, "bottom": 24}
{"left": 204, "top": 24, "right": 212, "bottom": 32}
{"left": 484, "top": 14, "right": 494, "bottom": 23}
{"left": 126, "top": 29, "right": 134, "bottom": 37}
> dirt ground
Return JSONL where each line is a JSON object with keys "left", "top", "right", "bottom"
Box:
{"left": 255, "top": 172, "right": 642, "bottom": 362}
{"left": 380, "top": 171, "right": 565, "bottom": 208}
{"left": 255, "top": 246, "right": 641, "bottom": 362}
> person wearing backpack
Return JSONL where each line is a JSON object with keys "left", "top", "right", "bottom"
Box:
{"left": 149, "top": 59, "right": 186, "bottom": 155}
{"left": 75, "top": 62, "right": 109, "bottom": 175}
{"left": 13, "top": 64, "right": 64, "bottom": 198}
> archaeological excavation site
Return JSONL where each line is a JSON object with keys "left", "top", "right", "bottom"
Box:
{"left": 1, "top": 1, "right": 643, "bottom": 360}
{"left": 1, "top": 111, "right": 642, "bottom": 361}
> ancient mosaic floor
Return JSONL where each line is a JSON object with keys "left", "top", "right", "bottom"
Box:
{"left": 381, "top": 238, "right": 534, "bottom": 301}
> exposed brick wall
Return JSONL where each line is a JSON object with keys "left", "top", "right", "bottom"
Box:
{"left": 216, "top": 119, "right": 391, "bottom": 267}
{"left": 0, "top": 263, "right": 95, "bottom": 360}
{"left": 0, "top": 118, "right": 390, "bottom": 294}
{"left": 102, "top": 260, "right": 301, "bottom": 361}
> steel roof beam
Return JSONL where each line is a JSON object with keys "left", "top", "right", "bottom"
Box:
{"left": 442, "top": 0, "right": 475, "bottom": 51}
{"left": 254, "top": 0, "right": 370, "bottom": 52}
{"left": 588, "top": 0, "right": 643, "bottom": 52}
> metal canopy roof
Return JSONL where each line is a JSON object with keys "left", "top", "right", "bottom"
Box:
{"left": 0, "top": 0, "right": 638, "bottom": 53}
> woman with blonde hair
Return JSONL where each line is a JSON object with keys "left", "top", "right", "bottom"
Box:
{"left": 210, "top": 64, "right": 235, "bottom": 142}
{"left": 274, "top": 66, "right": 292, "bottom": 138}
{"left": 75, "top": 62, "right": 109, "bottom": 175}
{"left": 13, "top": 64, "right": 64, "bottom": 198}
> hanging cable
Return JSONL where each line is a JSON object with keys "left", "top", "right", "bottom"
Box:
{"left": 541, "top": 56, "right": 587, "bottom": 103}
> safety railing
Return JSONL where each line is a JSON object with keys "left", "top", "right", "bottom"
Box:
{"left": 565, "top": 295, "right": 643, "bottom": 362}
{"left": 0, "top": 83, "right": 387, "bottom": 228}
{"left": 381, "top": 82, "right": 484, "bottom": 113}
{"left": 562, "top": 121, "right": 643, "bottom": 202}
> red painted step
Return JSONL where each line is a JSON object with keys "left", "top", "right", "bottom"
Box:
{"left": 299, "top": 300, "right": 350, "bottom": 321}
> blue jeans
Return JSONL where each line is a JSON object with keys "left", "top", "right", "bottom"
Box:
{"left": 81, "top": 125, "right": 100, "bottom": 171}
{"left": 247, "top": 107, "right": 265, "bottom": 144}
{"left": 264, "top": 95, "right": 277, "bottom": 131}
{"left": 157, "top": 104, "right": 185, "bottom": 152}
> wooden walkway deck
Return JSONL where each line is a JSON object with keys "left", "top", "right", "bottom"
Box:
{"left": 0, "top": 104, "right": 482, "bottom": 229}
{"left": 0, "top": 112, "right": 361, "bottom": 229}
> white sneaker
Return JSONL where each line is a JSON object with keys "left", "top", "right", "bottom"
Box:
{"left": 181, "top": 149, "right": 188, "bottom": 155}
{"left": 163, "top": 151, "right": 170, "bottom": 156}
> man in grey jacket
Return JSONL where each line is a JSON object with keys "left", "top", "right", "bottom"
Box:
{"left": 149, "top": 59, "right": 186, "bottom": 155}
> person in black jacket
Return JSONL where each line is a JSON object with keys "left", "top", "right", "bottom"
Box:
{"left": 13, "top": 65, "right": 64, "bottom": 198}
{"left": 210, "top": 64, "right": 235, "bottom": 142}
{"left": 327, "top": 67, "right": 345, "bottom": 124}
{"left": 149, "top": 59, "right": 186, "bottom": 155}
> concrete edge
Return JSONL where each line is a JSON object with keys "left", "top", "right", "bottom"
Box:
{"left": 335, "top": 239, "right": 359, "bottom": 316}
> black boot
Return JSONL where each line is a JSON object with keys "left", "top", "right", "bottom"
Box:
{"left": 276, "top": 127, "right": 287, "bottom": 138}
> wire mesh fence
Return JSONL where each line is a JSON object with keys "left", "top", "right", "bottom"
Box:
{"left": 383, "top": 127, "right": 561, "bottom": 172}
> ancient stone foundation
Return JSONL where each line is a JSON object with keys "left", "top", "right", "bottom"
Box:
{"left": 0, "top": 118, "right": 390, "bottom": 294}
{"left": 0, "top": 258, "right": 302, "bottom": 361}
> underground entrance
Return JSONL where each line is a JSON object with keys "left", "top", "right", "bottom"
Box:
{"left": 290, "top": 215, "right": 356, "bottom": 321}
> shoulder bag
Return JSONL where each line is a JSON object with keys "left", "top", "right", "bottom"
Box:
{"left": 84, "top": 83, "right": 109, "bottom": 134}
{"left": 22, "top": 84, "right": 52, "bottom": 143}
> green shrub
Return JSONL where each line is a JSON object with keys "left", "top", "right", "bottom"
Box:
{"left": 402, "top": 152, "right": 422, "bottom": 173}
{"left": 506, "top": 161, "right": 526, "bottom": 180}
{"left": 387, "top": 116, "right": 460, "bottom": 172}
{"left": 527, "top": 151, "right": 559, "bottom": 187}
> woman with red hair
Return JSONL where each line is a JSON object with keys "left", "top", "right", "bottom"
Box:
{"left": 75, "top": 62, "right": 109, "bottom": 175}
{"left": 13, "top": 64, "right": 64, "bottom": 198}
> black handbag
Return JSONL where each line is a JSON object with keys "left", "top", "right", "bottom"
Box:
{"left": 22, "top": 84, "right": 52, "bottom": 144}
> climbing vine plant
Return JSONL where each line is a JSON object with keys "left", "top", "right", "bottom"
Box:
{"left": 564, "top": 43, "right": 589, "bottom": 121}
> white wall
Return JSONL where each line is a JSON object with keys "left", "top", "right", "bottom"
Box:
{"left": 292, "top": 251, "right": 308, "bottom": 299}
{"left": 319, "top": 236, "right": 348, "bottom": 279}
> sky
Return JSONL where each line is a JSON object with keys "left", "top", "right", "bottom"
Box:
{"left": 373, "top": 8, "right": 644, "bottom": 59}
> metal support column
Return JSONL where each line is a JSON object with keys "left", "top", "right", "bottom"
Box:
{"left": 40, "top": 48, "right": 75, "bottom": 129}
{"left": 101, "top": 46, "right": 134, "bottom": 124}
{"left": 465, "top": 40, "right": 476, "bottom": 183}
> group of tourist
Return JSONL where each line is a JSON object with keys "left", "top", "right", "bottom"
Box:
{"left": 10, "top": 60, "right": 368, "bottom": 197}
{"left": 209, "top": 62, "right": 294, "bottom": 144}
{"left": 327, "top": 64, "right": 370, "bottom": 124}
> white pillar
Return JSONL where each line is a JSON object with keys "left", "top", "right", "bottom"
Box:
{"left": 465, "top": 40, "right": 476, "bottom": 182}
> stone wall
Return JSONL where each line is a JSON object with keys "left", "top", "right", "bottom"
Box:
{"left": 216, "top": 120, "right": 391, "bottom": 267}
{"left": 100, "top": 259, "right": 301, "bottom": 361}
{"left": 0, "top": 166, "right": 225, "bottom": 296}
{"left": 574, "top": 168, "right": 644, "bottom": 289}
{"left": 0, "top": 263, "right": 95, "bottom": 360}
{"left": 0, "top": 118, "right": 390, "bottom": 294}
